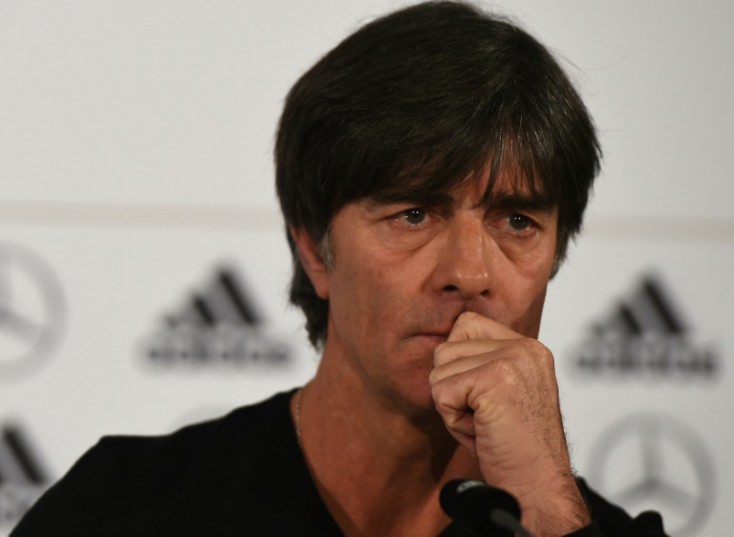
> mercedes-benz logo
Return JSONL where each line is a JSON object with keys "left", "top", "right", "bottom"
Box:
{"left": 0, "top": 243, "right": 65, "bottom": 380}
{"left": 587, "top": 413, "right": 715, "bottom": 536}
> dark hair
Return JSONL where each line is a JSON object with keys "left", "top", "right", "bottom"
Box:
{"left": 275, "top": 1, "right": 601, "bottom": 347}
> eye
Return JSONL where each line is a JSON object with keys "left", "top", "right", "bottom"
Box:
{"left": 401, "top": 208, "right": 427, "bottom": 225}
{"left": 508, "top": 213, "right": 532, "bottom": 231}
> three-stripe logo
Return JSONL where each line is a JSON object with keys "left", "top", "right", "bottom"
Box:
{"left": 0, "top": 424, "right": 49, "bottom": 529}
{"left": 572, "top": 274, "right": 718, "bottom": 378}
{"left": 144, "top": 265, "right": 290, "bottom": 368}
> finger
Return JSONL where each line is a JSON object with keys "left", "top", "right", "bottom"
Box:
{"left": 448, "top": 311, "right": 520, "bottom": 342}
{"left": 449, "top": 429, "right": 477, "bottom": 456}
{"left": 430, "top": 350, "right": 498, "bottom": 386}
{"left": 433, "top": 338, "right": 508, "bottom": 367}
{"left": 433, "top": 386, "right": 478, "bottom": 442}
{"left": 431, "top": 365, "right": 492, "bottom": 426}
{"left": 431, "top": 370, "right": 488, "bottom": 458}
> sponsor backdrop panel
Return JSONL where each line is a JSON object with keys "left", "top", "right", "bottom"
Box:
{"left": 2, "top": 1, "right": 733, "bottom": 537}
{"left": 0, "top": 227, "right": 318, "bottom": 532}
{"left": 3, "top": 232, "right": 730, "bottom": 536}
{"left": 544, "top": 237, "right": 730, "bottom": 537}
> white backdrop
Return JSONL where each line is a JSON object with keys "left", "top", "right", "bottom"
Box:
{"left": 1, "top": 1, "right": 732, "bottom": 535}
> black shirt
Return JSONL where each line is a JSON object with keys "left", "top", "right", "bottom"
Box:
{"left": 12, "top": 390, "right": 667, "bottom": 536}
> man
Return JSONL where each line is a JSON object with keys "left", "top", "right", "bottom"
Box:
{"left": 13, "top": 2, "right": 667, "bottom": 536}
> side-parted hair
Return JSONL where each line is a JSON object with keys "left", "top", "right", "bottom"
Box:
{"left": 275, "top": 1, "right": 601, "bottom": 346}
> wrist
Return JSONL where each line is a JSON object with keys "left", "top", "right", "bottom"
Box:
{"left": 519, "top": 475, "right": 591, "bottom": 537}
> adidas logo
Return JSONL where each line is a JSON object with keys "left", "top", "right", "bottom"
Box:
{"left": 570, "top": 275, "right": 718, "bottom": 379}
{"left": 0, "top": 424, "right": 49, "bottom": 528}
{"left": 144, "top": 266, "right": 290, "bottom": 368}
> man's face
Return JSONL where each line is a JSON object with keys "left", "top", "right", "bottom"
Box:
{"left": 303, "top": 172, "right": 559, "bottom": 413}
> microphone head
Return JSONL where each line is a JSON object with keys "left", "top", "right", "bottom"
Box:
{"left": 440, "top": 479, "right": 521, "bottom": 534}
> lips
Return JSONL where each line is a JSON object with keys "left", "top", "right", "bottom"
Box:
{"left": 410, "top": 323, "right": 456, "bottom": 344}
{"left": 407, "top": 306, "right": 496, "bottom": 343}
{"left": 414, "top": 332, "right": 450, "bottom": 346}
{"left": 424, "top": 333, "right": 449, "bottom": 341}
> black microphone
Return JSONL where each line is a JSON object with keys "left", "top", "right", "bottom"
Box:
{"left": 440, "top": 479, "right": 533, "bottom": 537}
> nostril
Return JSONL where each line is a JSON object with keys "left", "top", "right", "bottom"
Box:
{"left": 441, "top": 284, "right": 491, "bottom": 298}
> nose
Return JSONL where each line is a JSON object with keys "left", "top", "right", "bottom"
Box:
{"left": 431, "top": 212, "right": 494, "bottom": 299}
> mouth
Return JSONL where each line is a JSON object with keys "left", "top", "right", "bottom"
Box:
{"left": 416, "top": 333, "right": 449, "bottom": 345}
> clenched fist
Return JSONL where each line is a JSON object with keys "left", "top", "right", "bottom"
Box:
{"left": 430, "top": 311, "right": 591, "bottom": 536}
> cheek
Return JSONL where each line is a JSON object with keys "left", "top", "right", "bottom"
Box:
{"left": 328, "top": 260, "right": 393, "bottom": 328}
{"left": 344, "top": 260, "right": 422, "bottom": 340}
{"left": 527, "top": 283, "right": 549, "bottom": 321}
{"left": 506, "top": 238, "right": 557, "bottom": 295}
{"left": 503, "top": 280, "right": 548, "bottom": 338}
{"left": 503, "top": 248, "right": 555, "bottom": 336}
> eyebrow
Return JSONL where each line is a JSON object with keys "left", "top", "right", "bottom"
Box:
{"left": 368, "top": 191, "right": 454, "bottom": 207}
{"left": 481, "top": 191, "right": 556, "bottom": 212}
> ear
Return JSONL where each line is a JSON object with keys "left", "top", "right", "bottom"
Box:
{"left": 289, "top": 226, "right": 330, "bottom": 300}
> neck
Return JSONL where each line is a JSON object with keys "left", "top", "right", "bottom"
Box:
{"left": 293, "top": 348, "right": 481, "bottom": 537}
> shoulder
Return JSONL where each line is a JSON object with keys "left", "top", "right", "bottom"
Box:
{"left": 90, "top": 388, "right": 295, "bottom": 490}
{"left": 12, "top": 390, "right": 298, "bottom": 537}
{"left": 97, "top": 388, "right": 293, "bottom": 470}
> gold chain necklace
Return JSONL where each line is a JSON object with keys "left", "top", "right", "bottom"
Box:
{"left": 294, "top": 387, "right": 304, "bottom": 449}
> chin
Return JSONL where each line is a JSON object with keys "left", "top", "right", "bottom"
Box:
{"left": 372, "top": 338, "right": 442, "bottom": 414}
{"left": 385, "top": 368, "right": 437, "bottom": 416}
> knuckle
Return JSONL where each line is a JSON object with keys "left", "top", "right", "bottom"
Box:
{"left": 430, "top": 380, "right": 450, "bottom": 406}
{"left": 433, "top": 342, "right": 449, "bottom": 365}
{"left": 428, "top": 367, "right": 440, "bottom": 386}
{"left": 531, "top": 340, "right": 555, "bottom": 368}
{"left": 521, "top": 338, "right": 553, "bottom": 362}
